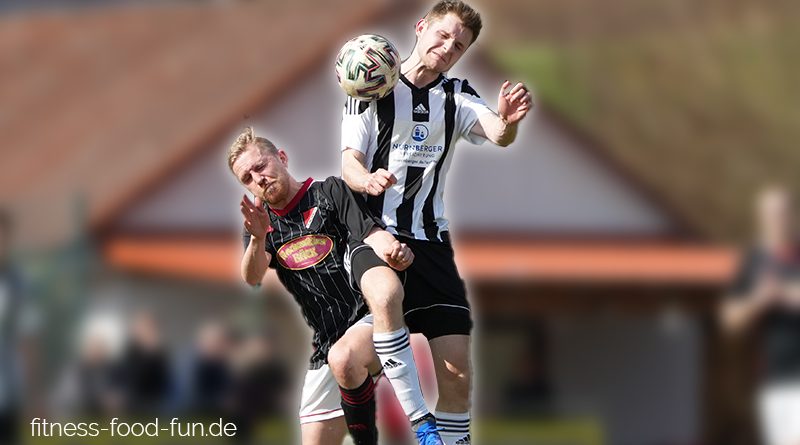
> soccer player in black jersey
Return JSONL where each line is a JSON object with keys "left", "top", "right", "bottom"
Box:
{"left": 341, "top": 2, "right": 533, "bottom": 444}
{"left": 228, "top": 127, "right": 442, "bottom": 445}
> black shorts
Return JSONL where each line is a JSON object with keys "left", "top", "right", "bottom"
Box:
{"left": 398, "top": 234, "right": 473, "bottom": 339}
{"left": 349, "top": 241, "right": 388, "bottom": 291}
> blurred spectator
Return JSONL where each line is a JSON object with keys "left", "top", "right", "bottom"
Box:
{"left": 121, "top": 311, "right": 173, "bottom": 414}
{"left": 53, "top": 314, "right": 125, "bottom": 417}
{"left": 0, "top": 210, "right": 25, "bottom": 444}
{"left": 189, "top": 321, "right": 234, "bottom": 418}
{"left": 503, "top": 327, "right": 553, "bottom": 416}
{"left": 721, "top": 186, "right": 800, "bottom": 445}
{"left": 230, "top": 331, "right": 291, "bottom": 443}
{"left": 74, "top": 331, "right": 124, "bottom": 416}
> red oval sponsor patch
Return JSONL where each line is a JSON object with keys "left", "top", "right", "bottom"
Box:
{"left": 276, "top": 234, "right": 334, "bottom": 270}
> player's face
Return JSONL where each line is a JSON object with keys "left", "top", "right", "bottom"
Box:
{"left": 232, "top": 144, "right": 291, "bottom": 205}
{"left": 415, "top": 13, "right": 474, "bottom": 73}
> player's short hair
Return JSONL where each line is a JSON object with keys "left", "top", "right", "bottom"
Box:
{"left": 426, "top": 0, "right": 482, "bottom": 44}
{"left": 228, "top": 126, "right": 278, "bottom": 172}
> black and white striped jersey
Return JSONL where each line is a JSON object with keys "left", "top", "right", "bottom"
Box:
{"left": 341, "top": 74, "right": 493, "bottom": 242}
{"left": 242, "top": 177, "right": 378, "bottom": 369}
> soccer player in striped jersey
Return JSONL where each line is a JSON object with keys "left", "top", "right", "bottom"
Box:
{"left": 229, "top": 127, "right": 441, "bottom": 445}
{"left": 341, "top": 2, "right": 533, "bottom": 444}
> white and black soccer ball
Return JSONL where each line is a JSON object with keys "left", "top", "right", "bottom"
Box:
{"left": 335, "top": 34, "right": 401, "bottom": 101}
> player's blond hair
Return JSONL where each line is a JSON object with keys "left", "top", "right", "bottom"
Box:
{"left": 426, "top": 0, "right": 482, "bottom": 44}
{"left": 227, "top": 127, "right": 278, "bottom": 172}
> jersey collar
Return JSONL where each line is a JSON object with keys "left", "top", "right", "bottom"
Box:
{"left": 400, "top": 73, "right": 445, "bottom": 92}
{"left": 270, "top": 177, "right": 313, "bottom": 216}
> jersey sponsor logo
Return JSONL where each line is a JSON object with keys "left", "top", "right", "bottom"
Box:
{"left": 412, "top": 124, "right": 429, "bottom": 142}
{"left": 276, "top": 234, "right": 333, "bottom": 270}
{"left": 302, "top": 207, "right": 318, "bottom": 229}
{"left": 390, "top": 121, "right": 445, "bottom": 166}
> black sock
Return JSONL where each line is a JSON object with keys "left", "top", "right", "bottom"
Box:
{"left": 340, "top": 376, "right": 378, "bottom": 445}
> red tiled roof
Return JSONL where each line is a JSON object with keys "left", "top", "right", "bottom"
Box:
{"left": 0, "top": 1, "right": 385, "bottom": 247}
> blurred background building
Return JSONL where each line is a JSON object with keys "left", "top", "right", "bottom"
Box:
{"left": 2, "top": 0, "right": 797, "bottom": 443}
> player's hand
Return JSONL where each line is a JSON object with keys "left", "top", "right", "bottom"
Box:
{"left": 363, "top": 169, "right": 397, "bottom": 196}
{"left": 383, "top": 240, "right": 414, "bottom": 271}
{"left": 498, "top": 80, "right": 533, "bottom": 125}
{"left": 240, "top": 194, "right": 271, "bottom": 240}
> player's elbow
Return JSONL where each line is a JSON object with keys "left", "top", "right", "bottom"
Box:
{"left": 242, "top": 268, "right": 265, "bottom": 286}
{"left": 493, "top": 131, "right": 516, "bottom": 147}
{"left": 495, "top": 138, "right": 512, "bottom": 147}
{"left": 243, "top": 273, "right": 261, "bottom": 287}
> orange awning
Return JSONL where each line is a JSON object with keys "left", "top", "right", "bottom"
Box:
{"left": 453, "top": 240, "right": 737, "bottom": 285}
{"left": 103, "top": 236, "right": 739, "bottom": 286}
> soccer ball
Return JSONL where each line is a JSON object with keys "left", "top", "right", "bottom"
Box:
{"left": 335, "top": 34, "right": 401, "bottom": 101}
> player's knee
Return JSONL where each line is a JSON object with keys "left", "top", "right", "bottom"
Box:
{"left": 360, "top": 267, "right": 404, "bottom": 313}
{"left": 327, "top": 341, "right": 358, "bottom": 383}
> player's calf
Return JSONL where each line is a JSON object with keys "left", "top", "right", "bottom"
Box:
{"left": 430, "top": 335, "right": 472, "bottom": 445}
{"left": 328, "top": 325, "right": 380, "bottom": 445}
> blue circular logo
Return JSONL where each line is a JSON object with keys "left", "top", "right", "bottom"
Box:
{"left": 412, "top": 124, "right": 429, "bottom": 142}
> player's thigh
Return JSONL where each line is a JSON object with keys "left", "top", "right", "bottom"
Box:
{"left": 360, "top": 265, "right": 404, "bottom": 312}
{"left": 301, "top": 417, "right": 348, "bottom": 445}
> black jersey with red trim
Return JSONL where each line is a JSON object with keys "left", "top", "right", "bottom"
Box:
{"left": 242, "top": 176, "right": 379, "bottom": 369}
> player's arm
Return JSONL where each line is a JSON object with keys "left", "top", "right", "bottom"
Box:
{"left": 719, "top": 252, "right": 779, "bottom": 336}
{"left": 471, "top": 80, "right": 532, "bottom": 147}
{"left": 240, "top": 195, "right": 272, "bottom": 286}
{"left": 340, "top": 97, "right": 396, "bottom": 196}
{"left": 342, "top": 148, "right": 396, "bottom": 196}
{"left": 323, "top": 177, "right": 412, "bottom": 271}
{"left": 720, "top": 286, "right": 775, "bottom": 336}
{"left": 363, "top": 227, "right": 414, "bottom": 271}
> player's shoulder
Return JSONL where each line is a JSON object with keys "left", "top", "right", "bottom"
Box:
{"left": 343, "top": 96, "right": 372, "bottom": 115}
{"left": 442, "top": 76, "right": 481, "bottom": 98}
{"left": 318, "top": 176, "right": 345, "bottom": 187}
{"left": 316, "top": 176, "right": 349, "bottom": 196}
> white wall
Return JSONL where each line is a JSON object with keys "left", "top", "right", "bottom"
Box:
{"left": 117, "top": 7, "right": 672, "bottom": 236}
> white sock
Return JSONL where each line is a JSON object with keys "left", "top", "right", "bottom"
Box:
{"left": 435, "top": 411, "right": 470, "bottom": 445}
{"left": 374, "top": 328, "right": 429, "bottom": 422}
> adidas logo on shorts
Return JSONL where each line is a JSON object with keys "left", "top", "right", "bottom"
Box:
{"left": 455, "top": 434, "right": 471, "bottom": 444}
{"left": 383, "top": 358, "right": 402, "bottom": 369}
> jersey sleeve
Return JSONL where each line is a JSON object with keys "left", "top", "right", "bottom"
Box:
{"left": 457, "top": 79, "right": 494, "bottom": 145}
{"left": 321, "top": 176, "right": 384, "bottom": 242}
{"left": 341, "top": 96, "right": 374, "bottom": 154}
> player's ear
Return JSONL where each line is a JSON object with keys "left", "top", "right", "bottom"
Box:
{"left": 277, "top": 149, "right": 288, "bottom": 166}
{"left": 415, "top": 18, "right": 426, "bottom": 36}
